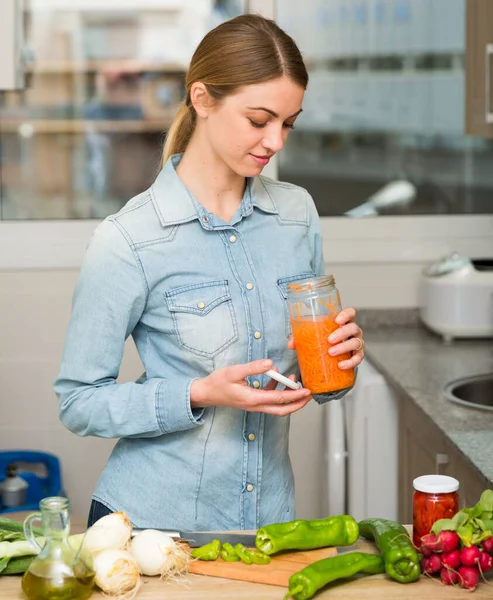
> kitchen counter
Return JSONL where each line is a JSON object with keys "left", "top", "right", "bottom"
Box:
{"left": 363, "top": 321, "right": 493, "bottom": 485}
{"left": 2, "top": 532, "right": 492, "bottom": 599}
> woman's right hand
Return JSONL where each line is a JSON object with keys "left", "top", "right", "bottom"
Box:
{"left": 190, "top": 359, "right": 311, "bottom": 416}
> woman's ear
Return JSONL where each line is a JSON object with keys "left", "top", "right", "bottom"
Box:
{"left": 190, "top": 82, "right": 213, "bottom": 118}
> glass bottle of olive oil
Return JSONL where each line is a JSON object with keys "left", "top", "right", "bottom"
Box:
{"left": 21, "top": 496, "right": 95, "bottom": 600}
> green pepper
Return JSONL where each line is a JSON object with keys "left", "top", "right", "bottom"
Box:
{"left": 256, "top": 515, "right": 359, "bottom": 555}
{"left": 234, "top": 543, "right": 253, "bottom": 564}
{"left": 220, "top": 542, "right": 240, "bottom": 562}
{"left": 190, "top": 539, "right": 221, "bottom": 561}
{"left": 249, "top": 550, "right": 271, "bottom": 565}
{"left": 358, "top": 518, "right": 420, "bottom": 584}
{"left": 284, "top": 552, "right": 385, "bottom": 600}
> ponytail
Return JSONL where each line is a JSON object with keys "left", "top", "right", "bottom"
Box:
{"left": 161, "top": 101, "right": 196, "bottom": 166}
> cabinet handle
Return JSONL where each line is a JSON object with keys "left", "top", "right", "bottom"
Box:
{"left": 436, "top": 453, "right": 449, "bottom": 474}
{"left": 486, "top": 44, "right": 493, "bottom": 124}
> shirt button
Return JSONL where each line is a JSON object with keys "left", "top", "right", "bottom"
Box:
{"left": 246, "top": 282, "right": 254, "bottom": 290}
{"left": 254, "top": 331, "right": 262, "bottom": 339}
{"left": 202, "top": 216, "right": 209, "bottom": 223}
{"left": 252, "top": 380, "right": 260, "bottom": 389}
{"left": 197, "top": 301, "right": 205, "bottom": 309}
{"left": 246, "top": 484, "right": 254, "bottom": 492}
{"left": 229, "top": 235, "right": 237, "bottom": 243}
{"left": 248, "top": 433, "right": 256, "bottom": 441}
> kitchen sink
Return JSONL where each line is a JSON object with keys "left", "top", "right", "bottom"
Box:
{"left": 443, "top": 374, "right": 493, "bottom": 412}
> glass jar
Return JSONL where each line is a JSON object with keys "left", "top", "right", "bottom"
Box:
{"left": 286, "top": 275, "right": 355, "bottom": 394}
{"left": 412, "top": 475, "right": 459, "bottom": 548}
{"left": 22, "top": 496, "right": 95, "bottom": 600}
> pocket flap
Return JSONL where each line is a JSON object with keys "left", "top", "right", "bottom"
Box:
{"left": 165, "top": 280, "right": 231, "bottom": 316}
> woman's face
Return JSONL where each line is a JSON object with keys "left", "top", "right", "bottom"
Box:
{"left": 200, "top": 75, "right": 305, "bottom": 177}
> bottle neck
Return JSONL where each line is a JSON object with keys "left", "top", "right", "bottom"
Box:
{"left": 40, "top": 497, "right": 70, "bottom": 541}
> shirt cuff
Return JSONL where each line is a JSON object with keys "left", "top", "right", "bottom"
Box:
{"left": 155, "top": 376, "right": 205, "bottom": 434}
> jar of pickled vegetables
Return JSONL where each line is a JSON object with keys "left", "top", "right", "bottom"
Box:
{"left": 412, "top": 475, "right": 459, "bottom": 548}
{"left": 286, "top": 275, "right": 355, "bottom": 395}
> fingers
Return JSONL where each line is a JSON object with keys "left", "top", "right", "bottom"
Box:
{"left": 250, "top": 386, "right": 311, "bottom": 408}
{"left": 328, "top": 321, "right": 362, "bottom": 344}
{"left": 287, "top": 335, "right": 296, "bottom": 350}
{"left": 254, "top": 395, "right": 312, "bottom": 417}
{"left": 335, "top": 307, "right": 356, "bottom": 325}
{"left": 225, "top": 358, "right": 273, "bottom": 382}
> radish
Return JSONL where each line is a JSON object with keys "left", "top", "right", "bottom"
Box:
{"left": 421, "top": 533, "right": 440, "bottom": 555}
{"left": 437, "top": 531, "right": 460, "bottom": 553}
{"left": 458, "top": 566, "right": 480, "bottom": 590}
{"left": 478, "top": 550, "right": 493, "bottom": 573}
{"left": 460, "top": 545, "right": 481, "bottom": 567}
{"left": 441, "top": 550, "right": 461, "bottom": 570}
{"left": 440, "top": 566, "right": 459, "bottom": 585}
{"left": 421, "top": 554, "right": 441, "bottom": 575}
{"left": 482, "top": 537, "right": 493, "bottom": 554}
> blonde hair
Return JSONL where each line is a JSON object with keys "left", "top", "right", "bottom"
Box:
{"left": 161, "top": 14, "right": 308, "bottom": 165}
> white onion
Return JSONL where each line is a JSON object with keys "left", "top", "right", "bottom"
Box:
{"left": 129, "top": 529, "right": 189, "bottom": 578}
{"left": 93, "top": 548, "right": 141, "bottom": 598}
{"left": 83, "top": 512, "right": 133, "bottom": 555}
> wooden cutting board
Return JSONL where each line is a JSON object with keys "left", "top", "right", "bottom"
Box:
{"left": 187, "top": 545, "right": 338, "bottom": 586}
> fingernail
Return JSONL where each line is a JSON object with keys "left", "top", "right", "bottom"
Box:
{"left": 338, "top": 361, "right": 348, "bottom": 369}
{"left": 328, "top": 335, "right": 337, "bottom": 343}
{"left": 329, "top": 348, "right": 337, "bottom": 356}
{"left": 262, "top": 360, "right": 272, "bottom": 369}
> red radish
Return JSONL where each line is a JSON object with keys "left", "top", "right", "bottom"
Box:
{"left": 460, "top": 545, "right": 481, "bottom": 567}
{"left": 458, "top": 566, "right": 480, "bottom": 590}
{"left": 482, "top": 537, "right": 493, "bottom": 554}
{"left": 437, "top": 531, "right": 460, "bottom": 553}
{"left": 478, "top": 550, "right": 493, "bottom": 573}
{"left": 441, "top": 550, "right": 461, "bottom": 570}
{"left": 421, "top": 554, "right": 441, "bottom": 575}
{"left": 440, "top": 566, "right": 459, "bottom": 585}
{"left": 421, "top": 533, "right": 440, "bottom": 554}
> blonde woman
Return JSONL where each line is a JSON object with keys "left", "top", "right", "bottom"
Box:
{"left": 55, "top": 14, "right": 365, "bottom": 530}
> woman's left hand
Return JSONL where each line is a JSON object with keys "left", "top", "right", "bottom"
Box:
{"left": 328, "top": 307, "right": 365, "bottom": 370}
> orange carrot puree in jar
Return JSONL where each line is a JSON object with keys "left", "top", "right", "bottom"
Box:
{"left": 291, "top": 315, "right": 355, "bottom": 394}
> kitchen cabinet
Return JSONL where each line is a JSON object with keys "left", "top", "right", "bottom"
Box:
{"left": 465, "top": 0, "right": 493, "bottom": 137}
{"left": 398, "top": 396, "right": 490, "bottom": 523}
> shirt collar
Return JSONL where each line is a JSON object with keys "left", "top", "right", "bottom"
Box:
{"left": 150, "top": 153, "right": 279, "bottom": 228}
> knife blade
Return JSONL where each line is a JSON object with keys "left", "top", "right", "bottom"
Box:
{"left": 131, "top": 529, "right": 257, "bottom": 548}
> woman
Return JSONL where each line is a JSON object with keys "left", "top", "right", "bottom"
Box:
{"left": 55, "top": 14, "right": 365, "bottom": 530}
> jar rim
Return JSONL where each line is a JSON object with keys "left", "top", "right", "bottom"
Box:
{"left": 413, "top": 474, "right": 459, "bottom": 494}
{"left": 287, "top": 275, "right": 335, "bottom": 293}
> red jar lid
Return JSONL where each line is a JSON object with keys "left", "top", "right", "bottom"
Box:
{"left": 413, "top": 474, "right": 459, "bottom": 494}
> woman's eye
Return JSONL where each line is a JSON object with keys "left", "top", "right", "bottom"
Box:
{"left": 248, "top": 119, "right": 267, "bottom": 128}
{"left": 283, "top": 123, "right": 296, "bottom": 130}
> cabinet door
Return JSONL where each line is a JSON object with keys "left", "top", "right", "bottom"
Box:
{"left": 399, "top": 395, "right": 491, "bottom": 523}
{"left": 465, "top": 0, "right": 493, "bottom": 137}
{"left": 398, "top": 399, "right": 450, "bottom": 523}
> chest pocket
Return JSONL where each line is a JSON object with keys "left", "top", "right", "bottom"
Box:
{"left": 165, "top": 280, "right": 238, "bottom": 358}
{"left": 277, "top": 272, "right": 316, "bottom": 339}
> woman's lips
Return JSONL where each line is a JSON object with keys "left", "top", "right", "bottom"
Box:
{"left": 250, "top": 154, "right": 271, "bottom": 166}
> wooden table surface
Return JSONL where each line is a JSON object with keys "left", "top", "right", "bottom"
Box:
{"left": 1, "top": 513, "right": 492, "bottom": 599}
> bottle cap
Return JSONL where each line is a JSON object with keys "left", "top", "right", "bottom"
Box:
{"left": 413, "top": 474, "right": 459, "bottom": 494}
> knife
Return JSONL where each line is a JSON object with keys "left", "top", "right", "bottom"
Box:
{"left": 131, "top": 529, "right": 257, "bottom": 548}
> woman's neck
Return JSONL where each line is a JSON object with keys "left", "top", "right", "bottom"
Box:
{"left": 176, "top": 135, "right": 246, "bottom": 223}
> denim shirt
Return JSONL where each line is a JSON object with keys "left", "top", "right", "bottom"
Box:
{"left": 55, "top": 153, "right": 348, "bottom": 531}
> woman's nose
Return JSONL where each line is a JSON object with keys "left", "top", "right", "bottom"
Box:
{"left": 263, "top": 127, "right": 285, "bottom": 153}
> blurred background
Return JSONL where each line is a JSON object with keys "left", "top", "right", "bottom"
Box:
{"left": 1, "top": 0, "right": 492, "bottom": 220}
